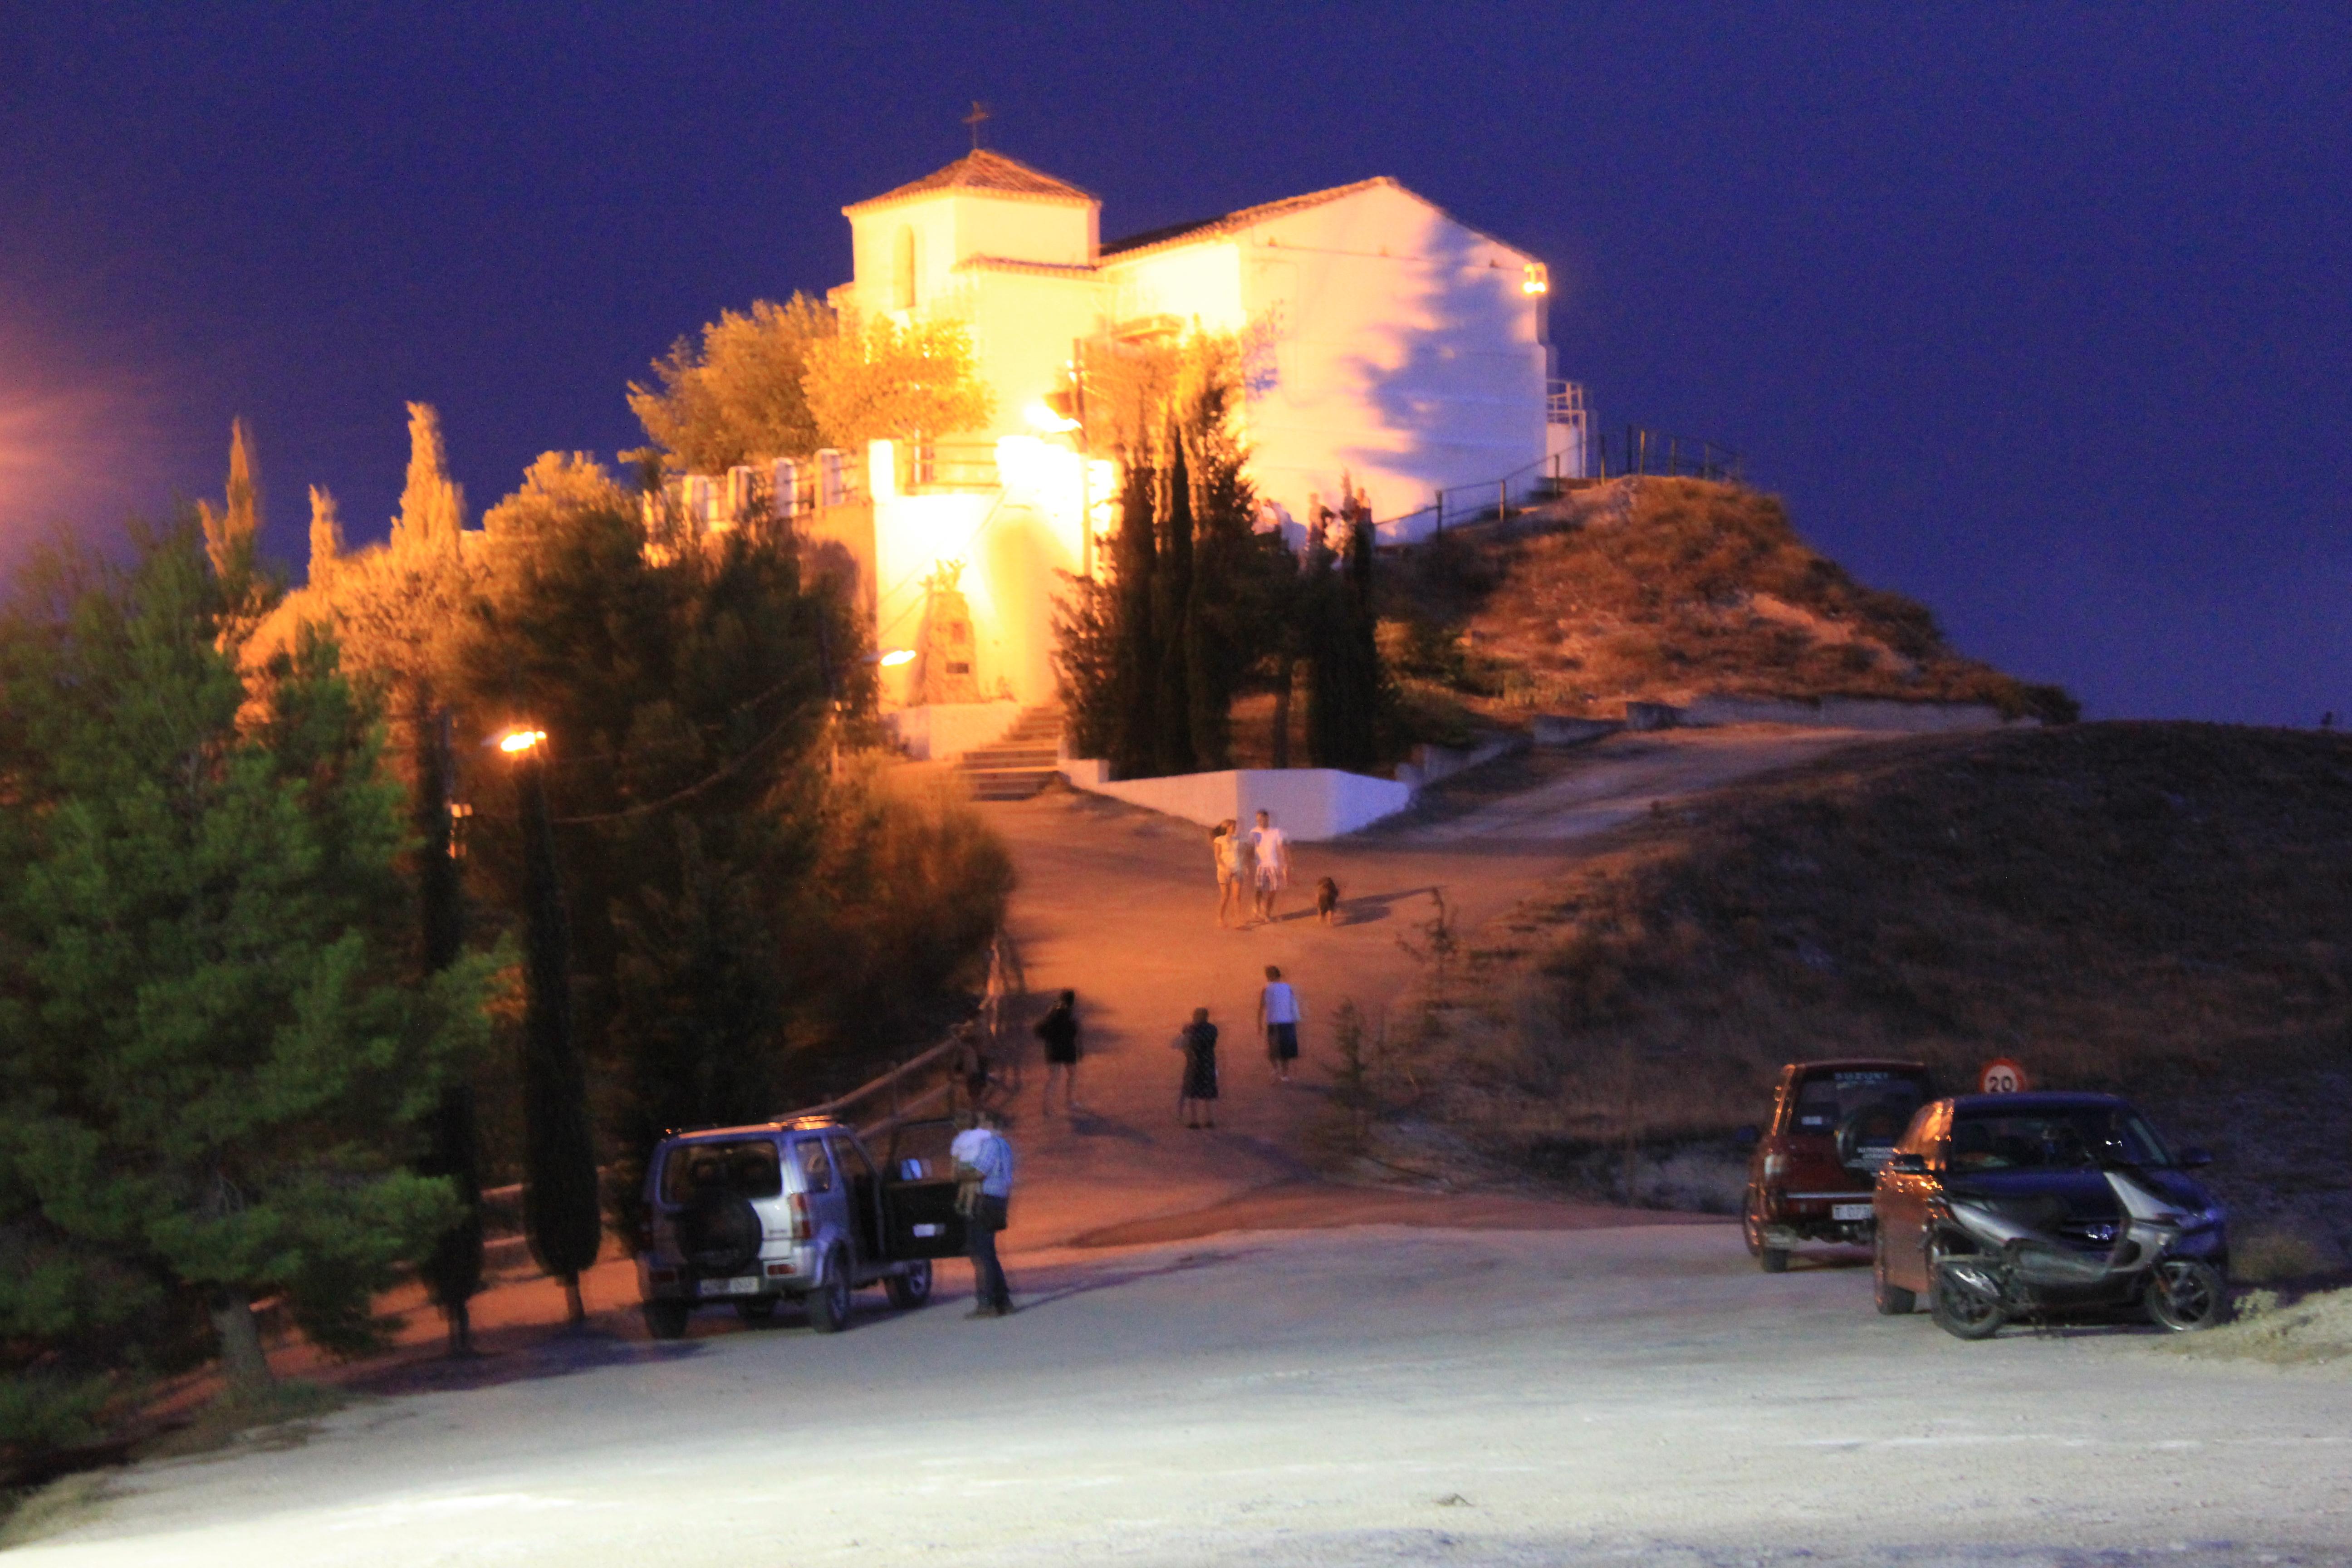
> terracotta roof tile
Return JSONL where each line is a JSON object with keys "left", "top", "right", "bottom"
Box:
{"left": 1099, "top": 177, "right": 1395, "bottom": 259}
{"left": 845, "top": 150, "right": 1096, "bottom": 214}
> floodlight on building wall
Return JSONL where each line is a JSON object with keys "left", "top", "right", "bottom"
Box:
{"left": 1522, "top": 263, "right": 1551, "bottom": 296}
{"left": 1025, "top": 399, "right": 1081, "bottom": 434}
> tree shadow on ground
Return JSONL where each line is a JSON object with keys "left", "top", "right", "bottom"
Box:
{"left": 338, "top": 1322, "right": 704, "bottom": 1399}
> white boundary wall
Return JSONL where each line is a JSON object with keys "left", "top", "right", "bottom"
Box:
{"left": 886, "top": 701, "right": 1024, "bottom": 762}
{"left": 1058, "top": 763, "right": 1413, "bottom": 841}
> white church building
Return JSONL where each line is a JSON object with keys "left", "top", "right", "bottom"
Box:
{"left": 684, "top": 149, "right": 1584, "bottom": 721}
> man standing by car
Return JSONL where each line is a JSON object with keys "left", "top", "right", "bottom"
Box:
{"left": 950, "top": 1109, "right": 1016, "bottom": 1318}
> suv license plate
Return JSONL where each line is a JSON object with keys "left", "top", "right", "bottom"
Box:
{"left": 1832, "top": 1203, "right": 1872, "bottom": 1222}
{"left": 698, "top": 1276, "right": 762, "bottom": 1298}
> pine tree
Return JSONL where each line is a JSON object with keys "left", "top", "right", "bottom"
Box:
{"left": 0, "top": 523, "right": 490, "bottom": 1394}
{"left": 1107, "top": 459, "right": 1160, "bottom": 779}
{"left": 1152, "top": 430, "right": 1196, "bottom": 776}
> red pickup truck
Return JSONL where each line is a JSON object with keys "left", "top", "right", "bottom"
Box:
{"left": 1741, "top": 1058, "right": 1933, "bottom": 1273}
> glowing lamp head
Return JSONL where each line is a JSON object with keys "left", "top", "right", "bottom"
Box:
{"left": 498, "top": 728, "right": 548, "bottom": 754}
{"left": 1522, "top": 262, "right": 1551, "bottom": 296}
{"left": 877, "top": 648, "right": 916, "bottom": 668}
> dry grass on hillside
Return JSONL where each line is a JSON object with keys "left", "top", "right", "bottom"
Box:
{"left": 1380, "top": 479, "right": 2075, "bottom": 726}
{"left": 1421, "top": 723, "right": 2352, "bottom": 1254}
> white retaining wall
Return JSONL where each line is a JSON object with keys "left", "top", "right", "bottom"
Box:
{"left": 885, "top": 700, "right": 1024, "bottom": 762}
{"left": 1058, "top": 762, "right": 1414, "bottom": 841}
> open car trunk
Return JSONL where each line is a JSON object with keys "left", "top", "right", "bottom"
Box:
{"left": 880, "top": 1118, "right": 967, "bottom": 1260}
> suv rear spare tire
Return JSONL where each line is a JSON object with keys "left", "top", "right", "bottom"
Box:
{"left": 678, "top": 1193, "right": 763, "bottom": 1277}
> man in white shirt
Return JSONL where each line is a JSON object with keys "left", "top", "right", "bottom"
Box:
{"left": 1257, "top": 964, "right": 1303, "bottom": 1083}
{"left": 949, "top": 1110, "right": 1016, "bottom": 1317}
{"left": 1248, "top": 809, "right": 1291, "bottom": 923}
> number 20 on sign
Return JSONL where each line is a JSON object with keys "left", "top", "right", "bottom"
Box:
{"left": 1978, "top": 1057, "right": 2029, "bottom": 1094}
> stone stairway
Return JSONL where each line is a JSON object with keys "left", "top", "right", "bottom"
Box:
{"left": 957, "top": 706, "right": 1065, "bottom": 801}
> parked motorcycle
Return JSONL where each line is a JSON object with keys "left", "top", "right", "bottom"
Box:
{"left": 1927, "top": 1159, "right": 2228, "bottom": 1340}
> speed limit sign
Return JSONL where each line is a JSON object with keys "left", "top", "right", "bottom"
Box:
{"left": 1979, "top": 1057, "right": 2030, "bottom": 1094}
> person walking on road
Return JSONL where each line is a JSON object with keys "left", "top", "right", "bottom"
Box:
{"left": 1248, "top": 809, "right": 1291, "bottom": 923}
{"left": 951, "top": 1021, "right": 992, "bottom": 1112}
{"left": 1258, "top": 965, "right": 1303, "bottom": 1083}
{"left": 1178, "top": 1007, "right": 1220, "bottom": 1129}
{"left": 950, "top": 1109, "right": 1016, "bottom": 1317}
{"left": 1036, "top": 989, "right": 1083, "bottom": 1115}
{"left": 1211, "top": 819, "right": 1248, "bottom": 929}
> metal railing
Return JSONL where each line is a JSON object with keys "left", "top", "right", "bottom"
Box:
{"left": 907, "top": 440, "right": 1000, "bottom": 492}
{"left": 1592, "top": 426, "right": 1742, "bottom": 483}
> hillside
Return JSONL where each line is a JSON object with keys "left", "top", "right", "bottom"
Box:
{"left": 1417, "top": 722, "right": 2352, "bottom": 1276}
{"left": 1377, "top": 478, "right": 2076, "bottom": 739}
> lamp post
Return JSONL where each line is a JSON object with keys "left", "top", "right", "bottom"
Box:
{"left": 497, "top": 725, "right": 601, "bottom": 1330}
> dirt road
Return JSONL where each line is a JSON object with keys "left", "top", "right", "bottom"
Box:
{"left": 22, "top": 1225, "right": 2348, "bottom": 1566}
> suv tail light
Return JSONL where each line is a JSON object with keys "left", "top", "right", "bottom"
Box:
{"left": 788, "top": 1191, "right": 811, "bottom": 1242}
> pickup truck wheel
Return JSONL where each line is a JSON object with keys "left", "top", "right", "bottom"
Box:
{"left": 1873, "top": 1231, "right": 1916, "bottom": 1315}
{"left": 806, "top": 1249, "right": 853, "bottom": 1334}
{"left": 1760, "top": 1244, "right": 1791, "bottom": 1274}
{"left": 734, "top": 1296, "right": 779, "bottom": 1325}
{"left": 885, "top": 1260, "right": 933, "bottom": 1310}
{"left": 643, "top": 1300, "right": 691, "bottom": 1341}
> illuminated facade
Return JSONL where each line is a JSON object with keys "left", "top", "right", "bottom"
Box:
{"left": 687, "top": 151, "right": 1579, "bottom": 718}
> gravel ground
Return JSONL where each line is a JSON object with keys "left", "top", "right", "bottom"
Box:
{"left": 18, "top": 1224, "right": 2349, "bottom": 1567}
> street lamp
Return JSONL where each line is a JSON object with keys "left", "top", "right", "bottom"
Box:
{"left": 494, "top": 720, "right": 599, "bottom": 1329}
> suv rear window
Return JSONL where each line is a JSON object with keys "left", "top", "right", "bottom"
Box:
{"left": 661, "top": 1139, "right": 783, "bottom": 1203}
{"left": 1789, "top": 1069, "right": 1929, "bottom": 1141}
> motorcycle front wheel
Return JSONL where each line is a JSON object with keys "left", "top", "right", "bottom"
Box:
{"left": 1929, "top": 1260, "right": 2006, "bottom": 1341}
{"left": 2145, "top": 1259, "right": 2227, "bottom": 1331}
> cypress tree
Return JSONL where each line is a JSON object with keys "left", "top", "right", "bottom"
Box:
{"left": 1337, "top": 515, "right": 1388, "bottom": 769}
{"left": 414, "top": 706, "right": 484, "bottom": 1355}
{"left": 1107, "top": 458, "right": 1160, "bottom": 779}
{"left": 1152, "top": 429, "right": 1196, "bottom": 776}
{"left": 514, "top": 741, "right": 601, "bottom": 1328}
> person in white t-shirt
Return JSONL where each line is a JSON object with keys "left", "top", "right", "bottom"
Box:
{"left": 949, "top": 1111, "right": 1016, "bottom": 1317}
{"left": 1247, "top": 810, "right": 1291, "bottom": 924}
{"left": 1257, "top": 964, "right": 1303, "bottom": 1083}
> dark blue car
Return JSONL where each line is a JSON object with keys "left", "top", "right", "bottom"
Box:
{"left": 1872, "top": 1092, "right": 2228, "bottom": 1339}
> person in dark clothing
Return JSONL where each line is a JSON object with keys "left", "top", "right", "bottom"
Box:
{"left": 951, "top": 1021, "right": 991, "bottom": 1112}
{"left": 1178, "top": 1007, "right": 1219, "bottom": 1130}
{"left": 1036, "top": 989, "right": 1083, "bottom": 1115}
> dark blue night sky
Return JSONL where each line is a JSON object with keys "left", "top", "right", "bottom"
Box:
{"left": 2, "top": 4, "right": 2344, "bottom": 721}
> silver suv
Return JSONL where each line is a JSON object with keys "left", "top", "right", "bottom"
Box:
{"left": 635, "top": 1116, "right": 965, "bottom": 1338}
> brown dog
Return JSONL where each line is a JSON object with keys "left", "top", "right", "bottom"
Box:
{"left": 1315, "top": 876, "right": 1341, "bottom": 925}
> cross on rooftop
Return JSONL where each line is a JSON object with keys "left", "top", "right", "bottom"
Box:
{"left": 964, "top": 100, "right": 991, "bottom": 150}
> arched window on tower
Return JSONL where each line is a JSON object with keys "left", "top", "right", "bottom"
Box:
{"left": 892, "top": 225, "right": 917, "bottom": 311}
